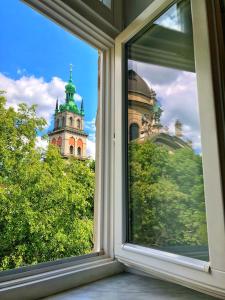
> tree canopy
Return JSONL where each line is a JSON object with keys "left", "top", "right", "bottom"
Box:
{"left": 0, "top": 93, "right": 95, "bottom": 270}
{"left": 128, "top": 140, "right": 208, "bottom": 258}
{"left": 0, "top": 91, "right": 209, "bottom": 269}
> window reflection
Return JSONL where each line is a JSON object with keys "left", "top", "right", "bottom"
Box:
{"left": 98, "top": 0, "right": 111, "bottom": 9}
{"left": 126, "top": 0, "right": 209, "bottom": 261}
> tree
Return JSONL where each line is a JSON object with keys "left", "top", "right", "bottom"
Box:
{"left": 0, "top": 93, "right": 95, "bottom": 270}
{"left": 128, "top": 140, "right": 208, "bottom": 254}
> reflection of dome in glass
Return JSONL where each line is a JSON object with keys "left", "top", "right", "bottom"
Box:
{"left": 128, "top": 70, "right": 156, "bottom": 99}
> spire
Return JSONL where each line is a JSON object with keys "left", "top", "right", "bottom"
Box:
{"left": 80, "top": 98, "right": 84, "bottom": 115}
{"left": 55, "top": 98, "right": 59, "bottom": 113}
{"left": 69, "top": 64, "right": 73, "bottom": 82}
{"left": 65, "top": 64, "right": 76, "bottom": 102}
{"left": 57, "top": 65, "right": 83, "bottom": 115}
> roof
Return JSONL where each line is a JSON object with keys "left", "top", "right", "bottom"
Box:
{"left": 137, "top": 132, "right": 192, "bottom": 151}
{"left": 128, "top": 70, "right": 156, "bottom": 99}
{"left": 59, "top": 100, "right": 80, "bottom": 114}
{"left": 55, "top": 66, "right": 84, "bottom": 116}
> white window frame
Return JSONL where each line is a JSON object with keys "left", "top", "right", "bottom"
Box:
{"left": 114, "top": 0, "right": 225, "bottom": 298}
{"left": 1, "top": 0, "right": 225, "bottom": 299}
{"left": 0, "top": 0, "right": 122, "bottom": 299}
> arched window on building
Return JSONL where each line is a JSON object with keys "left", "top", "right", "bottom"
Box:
{"left": 57, "top": 136, "right": 62, "bottom": 147}
{"left": 77, "top": 147, "right": 81, "bottom": 156}
{"left": 77, "top": 119, "right": 81, "bottom": 129}
{"left": 69, "top": 136, "right": 75, "bottom": 147}
{"left": 51, "top": 138, "right": 56, "bottom": 145}
{"left": 129, "top": 123, "right": 139, "bottom": 141}
{"left": 62, "top": 116, "right": 65, "bottom": 127}
{"left": 70, "top": 145, "right": 74, "bottom": 155}
{"left": 69, "top": 117, "right": 73, "bottom": 127}
{"left": 77, "top": 139, "right": 83, "bottom": 156}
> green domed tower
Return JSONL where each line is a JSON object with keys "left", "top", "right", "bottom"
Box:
{"left": 48, "top": 65, "right": 88, "bottom": 159}
{"left": 59, "top": 65, "right": 80, "bottom": 114}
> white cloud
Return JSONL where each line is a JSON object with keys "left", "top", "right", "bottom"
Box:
{"left": 85, "top": 118, "right": 96, "bottom": 143}
{"left": 86, "top": 139, "right": 95, "bottom": 159}
{"left": 0, "top": 73, "right": 85, "bottom": 128}
{"left": 35, "top": 136, "right": 48, "bottom": 151}
{"left": 152, "top": 72, "right": 202, "bottom": 153}
{"left": 85, "top": 118, "right": 96, "bottom": 130}
{"left": 88, "top": 133, "right": 96, "bottom": 143}
{"left": 129, "top": 60, "right": 180, "bottom": 85}
{"left": 0, "top": 72, "right": 67, "bottom": 127}
{"left": 74, "top": 93, "right": 82, "bottom": 102}
{"left": 85, "top": 118, "right": 96, "bottom": 158}
{"left": 154, "top": 4, "right": 181, "bottom": 31}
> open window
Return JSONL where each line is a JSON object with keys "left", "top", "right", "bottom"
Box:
{"left": 0, "top": 0, "right": 99, "bottom": 272}
{"left": 126, "top": 0, "right": 209, "bottom": 261}
{"left": 0, "top": 0, "right": 116, "bottom": 296}
{"left": 115, "top": 0, "right": 225, "bottom": 297}
{"left": 2, "top": 0, "right": 225, "bottom": 299}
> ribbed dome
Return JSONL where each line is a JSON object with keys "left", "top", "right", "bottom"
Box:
{"left": 128, "top": 70, "right": 156, "bottom": 99}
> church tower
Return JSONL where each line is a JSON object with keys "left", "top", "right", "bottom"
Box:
{"left": 48, "top": 65, "right": 88, "bottom": 159}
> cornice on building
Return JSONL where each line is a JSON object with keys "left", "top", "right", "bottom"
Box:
{"left": 48, "top": 127, "right": 88, "bottom": 137}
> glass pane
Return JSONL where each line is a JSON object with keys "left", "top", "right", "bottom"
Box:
{"left": 0, "top": 0, "right": 98, "bottom": 271}
{"left": 126, "top": 0, "right": 209, "bottom": 261}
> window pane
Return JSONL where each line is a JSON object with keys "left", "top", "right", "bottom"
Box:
{"left": 126, "top": 0, "right": 209, "bottom": 261}
{"left": 0, "top": 0, "right": 98, "bottom": 271}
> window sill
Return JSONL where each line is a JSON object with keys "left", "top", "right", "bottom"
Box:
{"left": 0, "top": 256, "right": 123, "bottom": 300}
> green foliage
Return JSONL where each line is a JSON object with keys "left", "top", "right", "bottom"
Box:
{"left": 129, "top": 141, "right": 208, "bottom": 249}
{"left": 0, "top": 94, "right": 95, "bottom": 270}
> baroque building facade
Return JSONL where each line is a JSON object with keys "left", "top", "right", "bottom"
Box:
{"left": 48, "top": 66, "right": 88, "bottom": 158}
{"left": 128, "top": 70, "right": 191, "bottom": 151}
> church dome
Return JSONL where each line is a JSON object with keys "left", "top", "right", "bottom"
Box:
{"left": 128, "top": 70, "right": 156, "bottom": 99}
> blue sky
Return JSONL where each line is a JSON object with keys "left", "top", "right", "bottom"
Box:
{"left": 0, "top": 0, "right": 98, "bottom": 157}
